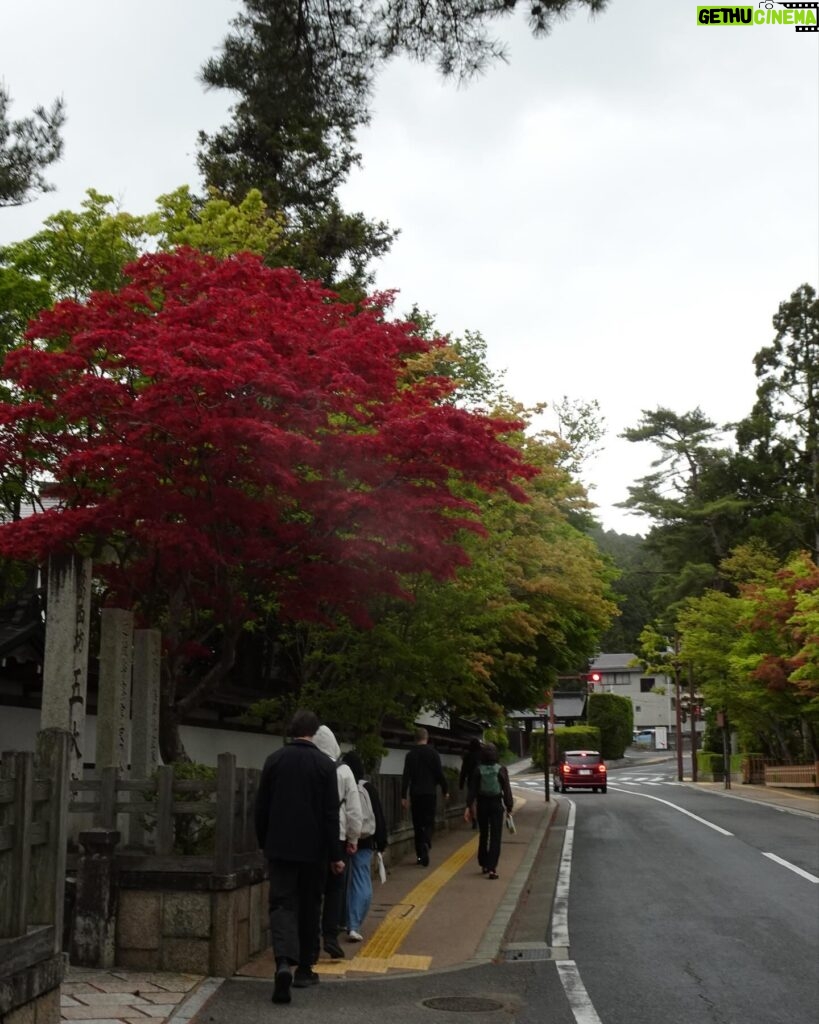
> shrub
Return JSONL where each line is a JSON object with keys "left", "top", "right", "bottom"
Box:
{"left": 531, "top": 726, "right": 601, "bottom": 768}
{"left": 587, "top": 693, "right": 633, "bottom": 758}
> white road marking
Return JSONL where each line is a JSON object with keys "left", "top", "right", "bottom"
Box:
{"left": 555, "top": 961, "right": 604, "bottom": 1024}
{"left": 606, "top": 786, "right": 734, "bottom": 835}
{"left": 762, "top": 852, "right": 819, "bottom": 883}
{"left": 551, "top": 801, "right": 605, "bottom": 1024}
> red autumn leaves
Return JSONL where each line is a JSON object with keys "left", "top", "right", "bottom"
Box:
{"left": 0, "top": 248, "right": 534, "bottom": 623}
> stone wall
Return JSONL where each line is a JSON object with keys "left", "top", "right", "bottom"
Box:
{"left": 115, "top": 881, "right": 269, "bottom": 977}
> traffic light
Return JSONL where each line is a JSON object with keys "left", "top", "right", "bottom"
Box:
{"left": 585, "top": 671, "right": 601, "bottom": 693}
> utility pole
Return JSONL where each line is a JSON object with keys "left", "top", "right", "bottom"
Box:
{"left": 673, "top": 660, "right": 684, "bottom": 782}
{"left": 689, "top": 663, "right": 698, "bottom": 783}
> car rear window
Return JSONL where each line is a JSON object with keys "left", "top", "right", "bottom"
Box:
{"left": 565, "top": 753, "right": 602, "bottom": 766}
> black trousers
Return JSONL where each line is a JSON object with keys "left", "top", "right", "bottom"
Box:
{"left": 476, "top": 796, "right": 505, "bottom": 872}
{"left": 267, "top": 859, "right": 325, "bottom": 968}
{"left": 321, "top": 850, "right": 348, "bottom": 940}
{"left": 410, "top": 792, "right": 437, "bottom": 859}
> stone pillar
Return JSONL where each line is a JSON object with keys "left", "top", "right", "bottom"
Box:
{"left": 69, "top": 829, "right": 120, "bottom": 968}
{"left": 95, "top": 609, "right": 133, "bottom": 772}
{"left": 40, "top": 554, "right": 92, "bottom": 781}
{"left": 131, "top": 629, "right": 161, "bottom": 776}
{"left": 129, "top": 629, "right": 161, "bottom": 847}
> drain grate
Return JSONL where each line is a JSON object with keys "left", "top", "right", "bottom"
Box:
{"left": 503, "top": 947, "right": 552, "bottom": 962}
{"left": 421, "top": 997, "right": 505, "bottom": 1013}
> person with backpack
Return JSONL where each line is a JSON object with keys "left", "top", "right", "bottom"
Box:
{"left": 341, "top": 750, "right": 388, "bottom": 942}
{"left": 465, "top": 742, "right": 514, "bottom": 880}
{"left": 313, "top": 725, "right": 363, "bottom": 960}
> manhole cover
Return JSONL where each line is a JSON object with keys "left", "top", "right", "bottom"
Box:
{"left": 421, "top": 997, "right": 505, "bottom": 1013}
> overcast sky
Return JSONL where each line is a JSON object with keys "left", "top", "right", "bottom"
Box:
{"left": 1, "top": 0, "right": 817, "bottom": 534}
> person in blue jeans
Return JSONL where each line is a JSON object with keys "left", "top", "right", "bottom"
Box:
{"left": 341, "top": 751, "right": 388, "bottom": 942}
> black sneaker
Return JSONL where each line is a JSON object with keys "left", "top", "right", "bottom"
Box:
{"left": 323, "top": 937, "right": 345, "bottom": 959}
{"left": 293, "top": 967, "right": 320, "bottom": 988}
{"left": 420, "top": 845, "right": 430, "bottom": 867}
{"left": 272, "top": 967, "right": 292, "bottom": 1004}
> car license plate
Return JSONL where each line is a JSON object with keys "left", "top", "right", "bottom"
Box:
{"left": 579, "top": 769, "right": 591, "bottom": 775}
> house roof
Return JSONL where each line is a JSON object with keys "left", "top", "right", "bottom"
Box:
{"left": 552, "top": 693, "right": 586, "bottom": 718}
{"left": 591, "top": 652, "right": 641, "bottom": 671}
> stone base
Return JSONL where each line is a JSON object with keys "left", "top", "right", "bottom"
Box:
{"left": 113, "top": 881, "right": 269, "bottom": 977}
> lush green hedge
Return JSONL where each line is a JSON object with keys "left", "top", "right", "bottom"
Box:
{"left": 587, "top": 693, "right": 633, "bottom": 759}
{"left": 697, "top": 751, "right": 724, "bottom": 774}
{"left": 531, "top": 725, "right": 601, "bottom": 768}
{"left": 697, "top": 751, "right": 759, "bottom": 775}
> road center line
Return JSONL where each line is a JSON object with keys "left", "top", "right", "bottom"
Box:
{"left": 607, "top": 786, "right": 734, "bottom": 835}
{"left": 762, "top": 852, "right": 819, "bottom": 883}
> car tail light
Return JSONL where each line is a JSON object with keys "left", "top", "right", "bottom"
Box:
{"left": 561, "top": 763, "right": 570, "bottom": 773}
{"left": 598, "top": 764, "right": 606, "bottom": 773}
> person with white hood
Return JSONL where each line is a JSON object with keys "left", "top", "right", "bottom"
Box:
{"left": 312, "top": 724, "right": 363, "bottom": 959}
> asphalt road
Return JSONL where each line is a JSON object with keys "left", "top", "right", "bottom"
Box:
{"left": 564, "top": 762, "right": 819, "bottom": 1024}
{"left": 193, "top": 759, "right": 819, "bottom": 1024}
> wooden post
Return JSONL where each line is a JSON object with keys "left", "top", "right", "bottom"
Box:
{"left": 155, "top": 766, "right": 175, "bottom": 856}
{"left": 214, "top": 753, "right": 236, "bottom": 876}
{"left": 0, "top": 751, "right": 14, "bottom": 939}
{"left": 11, "top": 752, "right": 34, "bottom": 938}
{"left": 96, "top": 768, "right": 118, "bottom": 830}
{"left": 30, "top": 730, "right": 70, "bottom": 954}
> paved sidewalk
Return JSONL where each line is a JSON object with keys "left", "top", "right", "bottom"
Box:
{"left": 58, "top": 759, "right": 553, "bottom": 1021}
{"left": 60, "top": 967, "right": 206, "bottom": 1024}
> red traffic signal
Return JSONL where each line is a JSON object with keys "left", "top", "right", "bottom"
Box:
{"left": 587, "top": 671, "right": 602, "bottom": 683}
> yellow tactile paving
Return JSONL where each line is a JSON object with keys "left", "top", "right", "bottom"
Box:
{"left": 355, "top": 834, "right": 478, "bottom": 964}
{"left": 385, "top": 954, "right": 433, "bottom": 971}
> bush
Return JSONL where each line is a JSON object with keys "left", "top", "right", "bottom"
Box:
{"left": 697, "top": 751, "right": 724, "bottom": 775}
{"left": 587, "top": 693, "right": 633, "bottom": 759}
{"left": 531, "top": 726, "right": 601, "bottom": 768}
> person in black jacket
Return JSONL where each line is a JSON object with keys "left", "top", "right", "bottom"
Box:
{"left": 459, "top": 738, "right": 483, "bottom": 830}
{"left": 254, "top": 709, "right": 344, "bottom": 1004}
{"left": 340, "top": 750, "right": 388, "bottom": 942}
{"left": 465, "top": 742, "right": 514, "bottom": 880}
{"left": 401, "top": 727, "right": 449, "bottom": 867}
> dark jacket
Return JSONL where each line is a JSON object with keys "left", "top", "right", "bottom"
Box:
{"left": 467, "top": 763, "right": 514, "bottom": 813}
{"left": 254, "top": 739, "right": 341, "bottom": 863}
{"left": 459, "top": 746, "right": 482, "bottom": 790}
{"left": 401, "top": 743, "right": 449, "bottom": 799}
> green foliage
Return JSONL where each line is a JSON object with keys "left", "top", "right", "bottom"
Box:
{"left": 483, "top": 724, "right": 510, "bottom": 757}
{"left": 587, "top": 693, "right": 632, "bottom": 759}
{"left": 697, "top": 750, "right": 724, "bottom": 776}
{"left": 0, "top": 85, "right": 65, "bottom": 207}
{"left": 531, "top": 725, "right": 601, "bottom": 768}
{"left": 144, "top": 762, "right": 217, "bottom": 856}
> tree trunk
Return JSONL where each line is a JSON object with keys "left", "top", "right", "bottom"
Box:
{"left": 158, "top": 698, "right": 189, "bottom": 764}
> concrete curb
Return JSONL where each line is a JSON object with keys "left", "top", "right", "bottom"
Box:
{"left": 165, "top": 977, "right": 225, "bottom": 1024}
{"left": 470, "top": 797, "right": 559, "bottom": 964}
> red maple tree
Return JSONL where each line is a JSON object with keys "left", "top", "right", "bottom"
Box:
{"left": 0, "top": 248, "right": 534, "bottom": 758}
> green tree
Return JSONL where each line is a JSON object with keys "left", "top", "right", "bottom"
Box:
{"left": 733, "top": 284, "right": 819, "bottom": 561}
{"left": 197, "top": 0, "right": 610, "bottom": 292}
{"left": 0, "top": 85, "right": 65, "bottom": 207}
{"left": 619, "top": 407, "right": 743, "bottom": 607}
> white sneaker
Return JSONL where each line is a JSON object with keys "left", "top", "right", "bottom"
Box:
{"left": 347, "top": 930, "right": 364, "bottom": 942}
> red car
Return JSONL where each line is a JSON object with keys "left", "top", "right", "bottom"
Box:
{"left": 554, "top": 750, "right": 607, "bottom": 793}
